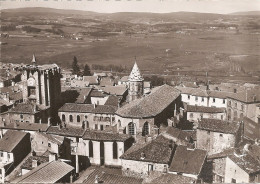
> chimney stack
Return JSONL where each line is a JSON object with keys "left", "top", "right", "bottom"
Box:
{"left": 32, "top": 159, "right": 38, "bottom": 168}
{"left": 47, "top": 117, "right": 51, "bottom": 126}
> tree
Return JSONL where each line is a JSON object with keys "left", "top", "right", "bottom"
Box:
{"left": 83, "top": 64, "right": 91, "bottom": 76}
{"left": 72, "top": 56, "right": 80, "bottom": 75}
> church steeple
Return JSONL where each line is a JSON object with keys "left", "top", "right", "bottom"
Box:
{"left": 129, "top": 61, "right": 143, "bottom": 82}
{"left": 32, "top": 54, "right": 36, "bottom": 65}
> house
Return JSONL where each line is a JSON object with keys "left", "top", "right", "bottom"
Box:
{"left": 169, "top": 145, "right": 207, "bottom": 181}
{"left": 83, "top": 76, "right": 100, "bottom": 86}
{"left": 99, "top": 77, "right": 115, "bottom": 87}
{"left": 91, "top": 105, "right": 118, "bottom": 131}
{"left": 208, "top": 143, "right": 260, "bottom": 183}
{"left": 115, "top": 84, "right": 181, "bottom": 137}
{"left": 120, "top": 135, "right": 174, "bottom": 178}
{"left": 21, "top": 155, "right": 49, "bottom": 175}
{"left": 12, "top": 160, "right": 74, "bottom": 183}
{"left": 89, "top": 89, "right": 109, "bottom": 105}
{"left": 74, "top": 88, "right": 92, "bottom": 104}
{"left": 197, "top": 119, "right": 241, "bottom": 155}
{"left": 118, "top": 76, "right": 129, "bottom": 86}
{"left": 186, "top": 105, "right": 226, "bottom": 127}
{"left": 58, "top": 103, "right": 94, "bottom": 128}
{"left": 99, "top": 85, "right": 128, "bottom": 99}
{"left": 104, "top": 95, "right": 122, "bottom": 107}
{"left": 0, "top": 130, "right": 31, "bottom": 183}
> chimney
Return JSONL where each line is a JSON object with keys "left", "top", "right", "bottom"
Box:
{"left": 49, "top": 153, "right": 57, "bottom": 162}
{"left": 70, "top": 174, "right": 73, "bottom": 183}
{"left": 39, "top": 119, "right": 42, "bottom": 124}
{"left": 47, "top": 117, "right": 51, "bottom": 126}
{"left": 32, "top": 159, "right": 38, "bottom": 168}
{"left": 94, "top": 175, "right": 99, "bottom": 184}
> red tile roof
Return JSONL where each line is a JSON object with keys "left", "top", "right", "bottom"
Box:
{"left": 8, "top": 103, "right": 39, "bottom": 114}
{"left": 83, "top": 130, "right": 132, "bottom": 141}
{"left": 169, "top": 145, "right": 207, "bottom": 175}
{"left": 0, "top": 130, "right": 28, "bottom": 152}
{"left": 92, "top": 105, "right": 118, "bottom": 114}
{"left": 58, "top": 103, "right": 94, "bottom": 113}
{"left": 47, "top": 126, "right": 86, "bottom": 137}
{"left": 116, "top": 84, "right": 180, "bottom": 118}
{"left": 198, "top": 118, "right": 240, "bottom": 134}
{"left": 0, "top": 122, "right": 49, "bottom": 132}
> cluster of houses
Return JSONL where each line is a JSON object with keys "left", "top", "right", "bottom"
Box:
{"left": 0, "top": 56, "right": 259, "bottom": 183}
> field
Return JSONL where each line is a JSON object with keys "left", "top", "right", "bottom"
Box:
{"left": 1, "top": 8, "right": 260, "bottom": 83}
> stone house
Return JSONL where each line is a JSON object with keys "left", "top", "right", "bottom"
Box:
{"left": 89, "top": 89, "right": 109, "bottom": 105}
{"left": 120, "top": 135, "right": 174, "bottom": 178}
{"left": 243, "top": 117, "right": 260, "bottom": 141}
{"left": 0, "top": 130, "right": 31, "bottom": 183}
{"left": 196, "top": 119, "right": 241, "bottom": 155}
{"left": 21, "top": 155, "right": 49, "bottom": 175}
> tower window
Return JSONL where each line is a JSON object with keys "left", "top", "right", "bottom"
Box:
{"left": 69, "top": 115, "right": 73, "bottom": 122}
{"left": 77, "top": 115, "right": 80, "bottom": 123}
{"left": 142, "top": 122, "right": 149, "bottom": 136}
{"left": 128, "top": 122, "right": 135, "bottom": 135}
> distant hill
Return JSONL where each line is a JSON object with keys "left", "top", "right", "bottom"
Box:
{"left": 230, "top": 11, "right": 260, "bottom": 16}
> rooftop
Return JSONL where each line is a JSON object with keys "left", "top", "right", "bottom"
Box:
{"left": 13, "top": 160, "right": 74, "bottom": 183}
{"left": 104, "top": 95, "right": 121, "bottom": 107}
{"left": 83, "top": 76, "right": 99, "bottom": 85}
{"left": 47, "top": 126, "right": 86, "bottom": 137}
{"left": 100, "top": 85, "right": 127, "bottom": 96}
{"left": 92, "top": 105, "right": 118, "bottom": 114}
{"left": 58, "top": 103, "right": 94, "bottom": 113}
{"left": 116, "top": 84, "right": 180, "bottom": 118}
{"left": 0, "top": 122, "right": 49, "bottom": 132}
{"left": 8, "top": 103, "right": 39, "bottom": 114}
{"left": 198, "top": 118, "right": 240, "bottom": 134}
{"left": 83, "top": 130, "right": 132, "bottom": 142}
{"left": 186, "top": 105, "right": 225, "bottom": 113}
{"left": 90, "top": 89, "right": 108, "bottom": 98}
{"left": 128, "top": 62, "right": 143, "bottom": 82}
{"left": 0, "top": 130, "right": 28, "bottom": 152}
{"left": 21, "top": 155, "right": 49, "bottom": 170}
{"left": 75, "top": 88, "right": 92, "bottom": 103}
{"left": 120, "top": 136, "right": 173, "bottom": 164}
{"left": 169, "top": 145, "right": 207, "bottom": 175}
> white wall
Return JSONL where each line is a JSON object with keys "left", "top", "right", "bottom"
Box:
{"left": 209, "top": 97, "right": 226, "bottom": 108}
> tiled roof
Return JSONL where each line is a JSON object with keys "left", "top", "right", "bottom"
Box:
{"left": 83, "top": 167, "right": 142, "bottom": 184}
{"left": 83, "top": 76, "right": 99, "bottom": 85}
{"left": 9, "top": 92, "right": 23, "bottom": 101}
{"left": 39, "top": 133, "right": 64, "bottom": 145}
{"left": 0, "top": 130, "right": 28, "bottom": 152}
{"left": 120, "top": 138, "right": 173, "bottom": 164}
{"left": 0, "top": 122, "right": 49, "bottom": 132}
{"left": 207, "top": 148, "right": 235, "bottom": 159}
{"left": 58, "top": 103, "right": 94, "bottom": 113}
{"left": 83, "top": 130, "right": 131, "bottom": 141}
{"left": 90, "top": 89, "right": 108, "bottom": 97}
{"left": 169, "top": 145, "right": 207, "bottom": 175}
{"left": 119, "top": 76, "right": 129, "bottom": 82}
{"left": 92, "top": 105, "right": 118, "bottom": 114}
{"left": 186, "top": 105, "right": 225, "bottom": 113}
{"left": 227, "top": 88, "right": 260, "bottom": 103}
{"left": 208, "top": 90, "right": 229, "bottom": 99}
{"left": 228, "top": 153, "right": 260, "bottom": 174}
{"left": 47, "top": 126, "right": 86, "bottom": 137}
{"left": 175, "top": 86, "right": 208, "bottom": 97}
{"left": 198, "top": 118, "right": 240, "bottom": 134}
{"left": 128, "top": 62, "right": 143, "bottom": 82}
{"left": 13, "top": 160, "right": 74, "bottom": 183}
{"left": 104, "top": 95, "right": 121, "bottom": 107}
{"left": 9, "top": 103, "right": 38, "bottom": 114}
{"left": 116, "top": 84, "right": 180, "bottom": 118}
{"left": 21, "top": 156, "right": 49, "bottom": 170}
{"left": 165, "top": 127, "right": 194, "bottom": 142}
{"left": 145, "top": 172, "right": 196, "bottom": 184}
{"left": 75, "top": 88, "right": 92, "bottom": 103}
{"left": 100, "top": 85, "right": 127, "bottom": 96}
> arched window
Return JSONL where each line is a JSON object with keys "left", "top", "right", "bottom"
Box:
{"left": 234, "top": 111, "right": 238, "bottom": 121}
{"left": 86, "top": 121, "right": 89, "bottom": 128}
{"left": 62, "top": 114, "right": 65, "bottom": 122}
{"left": 69, "top": 115, "right": 73, "bottom": 122}
{"left": 89, "top": 141, "right": 93, "bottom": 158}
{"left": 77, "top": 115, "right": 80, "bottom": 123}
{"left": 142, "top": 122, "right": 149, "bottom": 136}
{"left": 113, "top": 141, "right": 118, "bottom": 159}
{"left": 128, "top": 122, "right": 135, "bottom": 135}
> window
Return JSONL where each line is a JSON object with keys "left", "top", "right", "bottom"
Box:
{"left": 77, "top": 115, "right": 80, "bottom": 123}
{"left": 219, "top": 134, "right": 223, "bottom": 137}
{"left": 118, "top": 120, "right": 121, "bottom": 127}
{"left": 190, "top": 113, "right": 193, "bottom": 118}
{"left": 188, "top": 95, "right": 190, "bottom": 100}
{"left": 95, "top": 124, "right": 98, "bottom": 130}
{"left": 228, "top": 100, "right": 231, "bottom": 106}
{"left": 89, "top": 141, "right": 93, "bottom": 157}
{"left": 113, "top": 141, "right": 118, "bottom": 159}
{"left": 234, "top": 111, "right": 238, "bottom": 121}
{"left": 213, "top": 98, "right": 216, "bottom": 103}
{"left": 207, "top": 131, "right": 210, "bottom": 135}
{"left": 128, "top": 122, "right": 135, "bottom": 135}
{"left": 62, "top": 114, "right": 65, "bottom": 122}
{"left": 112, "top": 117, "right": 115, "bottom": 122}
{"left": 241, "top": 104, "right": 244, "bottom": 111}
{"left": 76, "top": 137, "right": 79, "bottom": 143}
{"left": 86, "top": 121, "right": 89, "bottom": 128}
{"left": 148, "top": 164, "right": 154, "bottom": 173}
{"left": 231, "top": 178, "right": 236, "bottom": 183}
{"left": 240, "top": 113, "right": 243, "bottom": 119}
{"left": 223, "top": 99, "right": 225, "bottom": 104}
{"left": 221, "top": 115, "right": 223, "bottom": 120}
{"left": 100, "top": 125, "right": 104, "bottom": 131}
{"left": 48, "top": 143, "right": 51, "bottom": 147}
{"left": 142, "top": 122, "right": 149, "bottom": 136}
{"left": 202, "top": 97, "right": 204, "bottom": 102}
{"left": 0, "top": 152, "right": 3, "bottom": 157}
{"left": 85, "top": 115, "right": 88, "bottom": 119}
{"left": 234, "top": 102, "right": 237, "bottom": 108}
{"left": 20, "top": 114, "right": 23, "bottom": 119}
{"left": 8, "top": 154, "right": 10, "bottom": 159}
{"left": 69, "top": 115, "right": 73, "bottom": 122}
{"left": 195, "top": 96, "right": 198, "bottom": 102}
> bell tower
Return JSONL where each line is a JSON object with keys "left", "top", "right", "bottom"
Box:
{"left": 128, "top": 61, "right": 144, "bottom": 102}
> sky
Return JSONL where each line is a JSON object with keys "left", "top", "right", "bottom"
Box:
{"left": 1, "top": 0, "right": 260, "bottom": 14}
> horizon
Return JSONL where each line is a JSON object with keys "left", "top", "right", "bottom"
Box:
{"left": 1, "top": 0, "right": 260, "bottom": 14}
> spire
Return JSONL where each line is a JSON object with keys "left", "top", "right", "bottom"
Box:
{"left": 32, "top": 54, "right": 36, "bottom": 65}
{"left": 129, "top": 60, "right": 143, "bottom": 82}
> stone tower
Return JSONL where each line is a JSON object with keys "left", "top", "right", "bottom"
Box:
{"left": 21, "top": 55, "right": 61, "bottom": 117}
{"left": 128, "top": 62, "right": 144, "bottom": 102}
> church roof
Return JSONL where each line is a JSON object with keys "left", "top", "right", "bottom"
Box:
{"left": 128, "top": 62, "right": 143, "bottom": 82}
